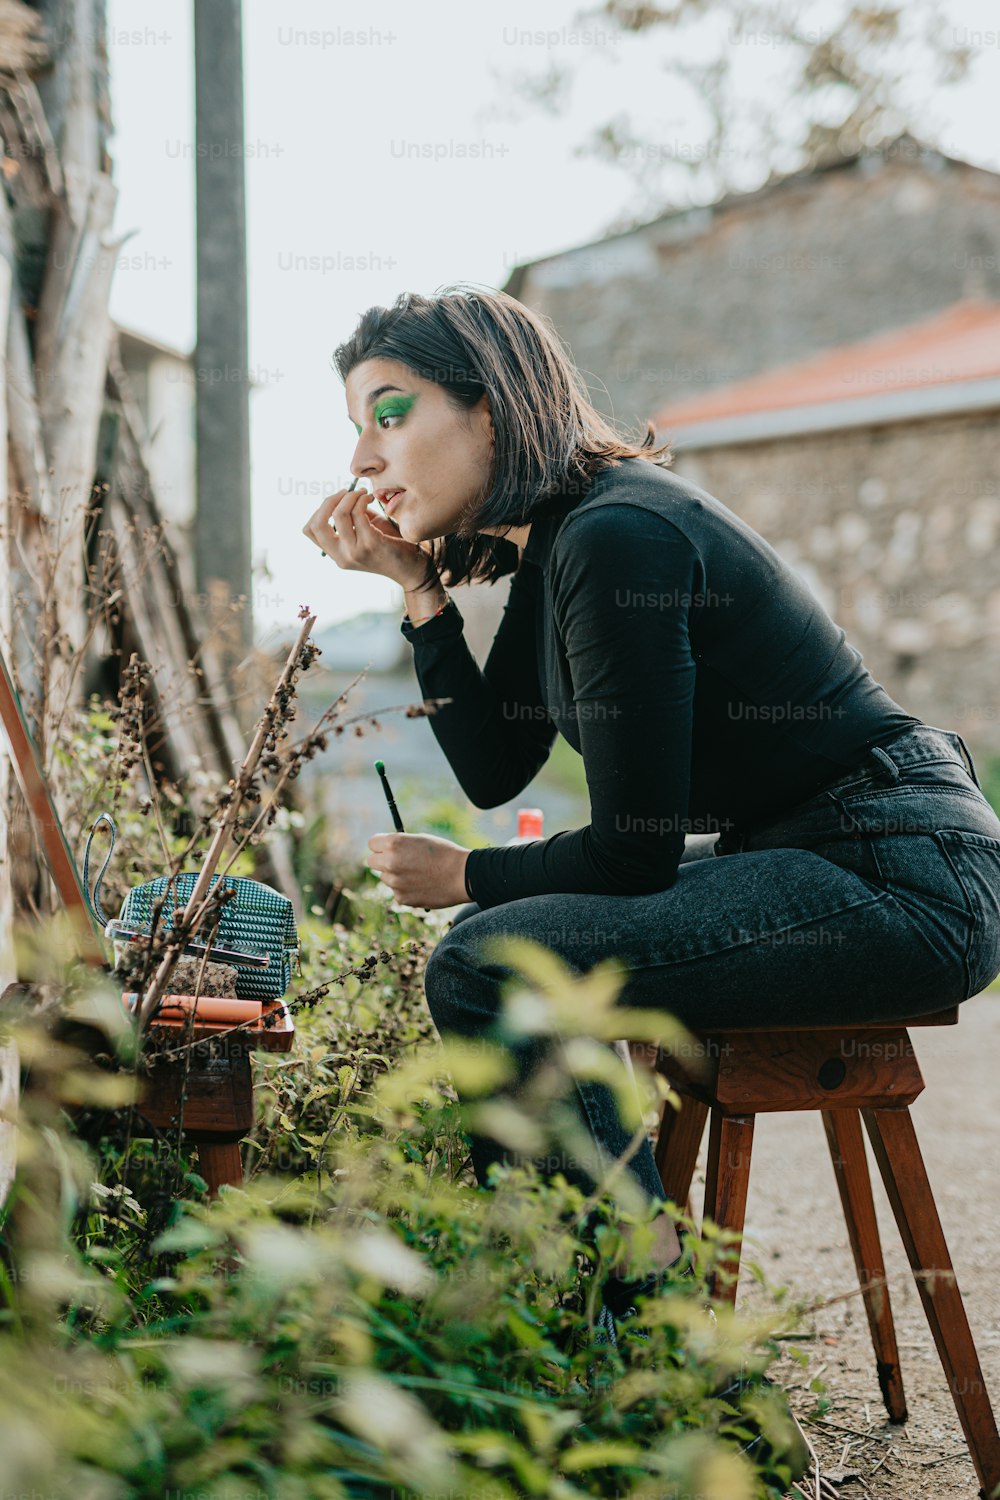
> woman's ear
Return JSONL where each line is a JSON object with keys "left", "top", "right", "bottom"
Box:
{"left": 472, "top": 391, "right": 495, "bottom": 447}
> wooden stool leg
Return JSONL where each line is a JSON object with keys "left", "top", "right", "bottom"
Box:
{"left": 863, "top": 1106, "right": 1000, "bottom": 1498}
{"left": 823, "top": 1109, "right": 907, "bottom": 1422}
{"left": 198, "top": 1141, "right": 244, "bottom": 1197}
{"left": 703, "top": 1111, "right": 755, "bottom": 1304}
{"left": 654, "top": 1095, "right": 708, "bottom": 1215}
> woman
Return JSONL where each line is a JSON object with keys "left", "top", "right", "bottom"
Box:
{"left": 304, "top": 283, "right": 1000, "bottom": 1330}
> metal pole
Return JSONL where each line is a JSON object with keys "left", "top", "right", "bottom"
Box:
{"left": 194, "top": 0, "right": 253, "bottom": 657}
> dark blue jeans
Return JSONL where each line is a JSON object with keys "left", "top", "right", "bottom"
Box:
{"left": 423, "top": 724, "right": 1000, "bottom": 1207}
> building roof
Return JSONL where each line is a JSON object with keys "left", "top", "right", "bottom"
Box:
{"left": 501, "top": 134, "right": 993, "bottom": 299}
{"left": 653, "top": 300, "right": 1000, "bottom": 449}
{"left": 115, "top": 323, "right": 193, "bottom": 365}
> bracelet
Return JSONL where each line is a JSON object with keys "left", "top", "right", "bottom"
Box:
{"left": 406, "top": 594, "right": 450, "bottom": 626}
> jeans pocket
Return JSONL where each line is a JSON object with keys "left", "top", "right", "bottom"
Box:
{"left": 933, "top": 831, "right": 1000, "bottom": 999}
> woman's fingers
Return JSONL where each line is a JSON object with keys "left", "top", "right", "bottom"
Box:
{"left": 304, "top": 484, "right": 380, "bottom": 560}
{"left": 304, "top": 483, "right": 419, "bottom": 578}
{"left": 303, "top": 484, "right": 357, "bottom": 556}
{"left": 333, "top": 485, "right": 368, "bottom": 532}
{"left": 351, "top": 487, "right": 375, "bottom": 535}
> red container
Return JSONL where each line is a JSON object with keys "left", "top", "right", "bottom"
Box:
{"left": 515, "top": 807, "right": 544, "bottom": 841}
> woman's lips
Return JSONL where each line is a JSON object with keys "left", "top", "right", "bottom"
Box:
{"left": 385, "top": 489, "right": 405, "bottom": 515}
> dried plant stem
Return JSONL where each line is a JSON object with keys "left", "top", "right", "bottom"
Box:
{"left": 209, "top": 693, "right": 455, "bottom": 880}
{"left": 136, "top": 613, "right": 316, "bottom": 1029}
{"left": 138, "top": 718, "right": 175, "bottom": 870}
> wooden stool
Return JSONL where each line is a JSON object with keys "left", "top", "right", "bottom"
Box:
{"left": 631, "top": 1006, "right": 1000, "bottom": 1499}
{"left": 133, "top": 997, "right": 295, "bottom": 1196}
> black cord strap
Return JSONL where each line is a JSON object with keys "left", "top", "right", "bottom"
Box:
{"left": 82, "top": 812, "right": 118, "bottom": 929}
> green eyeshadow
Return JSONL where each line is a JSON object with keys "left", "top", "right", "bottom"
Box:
{"left": 351, "top": 392, "right": 417, "bottom": 435}
{"left": 374, "top": 393, "right": 417, "bottom": 423}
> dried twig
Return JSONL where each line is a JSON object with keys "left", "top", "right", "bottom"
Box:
{"left": 136, "top": 613, "right": 317, "bottom": 1028}
{"left": 809, "top": 1415, "right": 880, "bottom": 1443}
{"left": 208, "top": 692, "right": 454, "bottom": 879}
{"left": 795, "top": 1274, "right": 892, "bottom": 1317}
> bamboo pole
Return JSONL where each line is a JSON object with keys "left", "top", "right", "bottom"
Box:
{"left": 105, "top": 346, "right": 247, "bottom": 773}
{"left": 0, "top": 168, "right": 17, "bottom": 1208}
{"left": 33, "top": 169, "right": 119, "bottom": 775}
{"left": 16, "top": 0, "right": 117, "bottom": 791}
{"left": 0, "top": 184, "right": 50, "bottom": 727}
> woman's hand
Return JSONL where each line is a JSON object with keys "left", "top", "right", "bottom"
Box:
{"left": 366, "top": 832, "right": 470, "bottom": 909}
{"left": 303, "top": 484, "right": 431, "bottom": 586}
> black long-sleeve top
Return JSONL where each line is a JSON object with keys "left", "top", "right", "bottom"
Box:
{"left": 401, "top": 456, "right": 922, "bottom": 910}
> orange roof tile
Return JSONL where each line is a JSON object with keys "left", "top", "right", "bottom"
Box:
{"left": 653, "top": 300, "right": 1000, "bottom": 430}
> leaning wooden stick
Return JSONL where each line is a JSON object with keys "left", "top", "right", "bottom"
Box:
{"left": 0, "top": 643, "right": 105, "bottom": 966}
{"left": 136, "top": 612, "right": 317, "bottom": 1029}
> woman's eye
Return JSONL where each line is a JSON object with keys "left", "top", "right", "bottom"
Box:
{"left": 376, "top": 410, "right": 403, "bottom": 428}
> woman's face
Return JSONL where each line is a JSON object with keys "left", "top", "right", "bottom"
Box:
{"left": 345, "top": 357, "right": 495, "bottom": 545}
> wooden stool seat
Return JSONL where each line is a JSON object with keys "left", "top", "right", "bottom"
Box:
{"left": 631, "top": 1005, "right": 1000, "bottom": 1498}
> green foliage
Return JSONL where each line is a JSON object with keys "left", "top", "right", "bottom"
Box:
{"left": 0, "top": 901, "right": 808, "bottom": 1499}
{"left": 0, "top": 701, "right": 811, "bottom": 1498}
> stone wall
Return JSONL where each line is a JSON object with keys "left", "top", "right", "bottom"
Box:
{"left": 675, "top": 411, "right": 1000, "bottom": 760}
{"left": 509, "top": 144, "right": 1000, "bottom": 432}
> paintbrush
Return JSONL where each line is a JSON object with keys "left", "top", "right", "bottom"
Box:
{"left": 374, "top": 759, "right": 405, "bottom": 832}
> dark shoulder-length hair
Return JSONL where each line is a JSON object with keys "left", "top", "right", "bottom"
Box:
{"left": 332, "top": 282, "right": 674, "bottom": 590}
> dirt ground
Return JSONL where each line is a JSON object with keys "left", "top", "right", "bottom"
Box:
{"left": 705, "top": 989, "right": 1000, "bottom": 1499}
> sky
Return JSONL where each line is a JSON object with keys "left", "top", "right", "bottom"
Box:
{"left": 105, "top": 0, "right": 1000, "bottom": 644}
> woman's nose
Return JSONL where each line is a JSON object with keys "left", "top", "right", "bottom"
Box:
{"left": 351, "top": 434, "right": 385, "bottom": 479}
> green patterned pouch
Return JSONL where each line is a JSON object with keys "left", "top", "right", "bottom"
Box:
{"left": 84, "top": 813, "right": 298, "bottom": 1001}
